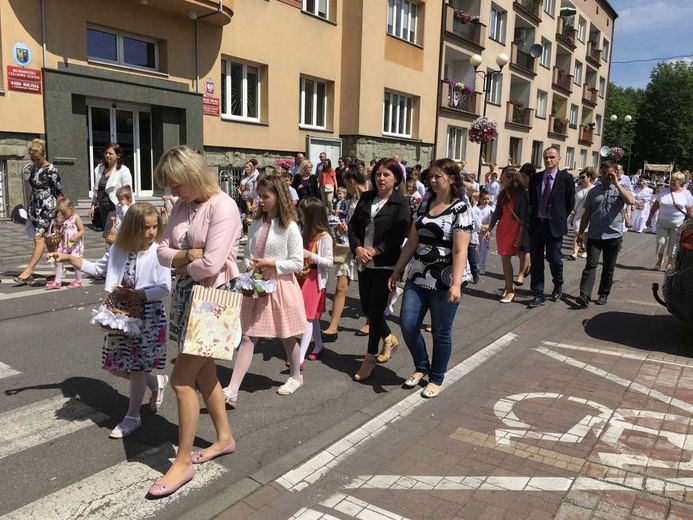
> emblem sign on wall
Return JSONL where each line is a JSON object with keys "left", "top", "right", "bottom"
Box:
{"left": 7, "top": 42, "right": 42, "bottom": 94}
{"left": 203, "top": 77, "right": 220, "bottom": 117}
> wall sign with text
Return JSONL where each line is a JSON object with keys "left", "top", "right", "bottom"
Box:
{"left": 6, "top": 66, "right": 42, "bottom": 94}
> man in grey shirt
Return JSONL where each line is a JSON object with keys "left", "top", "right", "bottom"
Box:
{"left": 576, "top": 160, "right": 635, "bottom": 307}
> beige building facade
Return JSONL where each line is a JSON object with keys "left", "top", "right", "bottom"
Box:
{"left": 437, "top": 0, "right": 616, "bottom": 178}
{"left": 0, "top": 0, "right": 443, "bottom": 216}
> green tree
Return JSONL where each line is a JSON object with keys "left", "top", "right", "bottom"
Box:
{"left": 603, "top": 83, "right": 643, "bottom": 163}
{"left": 633, "top": 61, "right": 693, "bottom": 170}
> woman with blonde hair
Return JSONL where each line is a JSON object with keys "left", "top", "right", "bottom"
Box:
{"left": 152, "top": 146, "right": 242, "bottom": 497}
{"left": 292, "top": 159, "right": 319, "bottom": 200}
{"left": 14, "top": 139, "right": 64, "bottom": 284}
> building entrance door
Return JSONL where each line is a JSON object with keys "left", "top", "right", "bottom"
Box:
{"left": 87, "top": 101, "right": 153, "bottom": 197}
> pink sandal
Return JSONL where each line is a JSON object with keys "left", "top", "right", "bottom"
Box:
{"left": 68, "top": 280, "right": 83, "bottom": 289}
{"left": 45, "top": 281, "right": 62, "bottom": 290}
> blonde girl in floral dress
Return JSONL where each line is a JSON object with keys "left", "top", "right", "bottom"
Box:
{"left": 47, "top": 198, "right": 85, "bottom": 289}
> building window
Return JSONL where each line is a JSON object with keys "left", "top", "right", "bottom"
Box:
{"left": 489, "top": 5, "right": 506, "bottom": 44}
{"left": 573, "top": 61, "right": 583, "bottom": 85}
{"left": 540, "top": 39, "right": 552, "bottom": 69}
{"left": 577, "top": 17, "right": 586, "bottom": 42}
{"left": 87, "top": 27, "right": 158, "bottom": 71}
{"left": 592, "top": 151, "right": 599, "bottom": 168}
{"left": 303, "top": 0, "right": 328, "bottom": 19}
{"left": 595, "top": 114, "right": 602, "bottom": 135}
{"left": 579, "top": 149, "right": 587, "bottom": 169}
{"left": 300, "top": 77, "right": 327, "bottom": 129}
{"left": 569, "top": 104, "right": 579, "bottom": 126}
{"left": 531, "top": 140, "right": 543, "bottom": 167}
{"left": 383, "top": 91, "right": 414, "bottom": 137}
{"left": 602, "top": 38, "right": 610, "bottom": 61}
{"left": 509, "top": 138, "right": 522, "bottom": 165}
{"left": 598, "top": 77, "right": 606, "bottom": 98}
{"left": 387, "top": 0, "right": 419, "bottom": 44}
{"left": 487, "top": 72, "right": 502, "bottom": 104}
{"left": 221, "top": 59, "right": 259, "bottom": 121}
{"left": 447, "top": 127, "right": 467, "bottom": 161}
{"left": 536, "top": 90, "right": 548, "bottom": 119}
{"left": 544, "top": 0, "right": 555, "bottom": 17}
{"left": 566, "top": 147, "right": 575, "bottom": 170}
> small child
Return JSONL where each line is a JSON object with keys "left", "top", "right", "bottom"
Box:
{"left": 410, "top": 169, "right": 426, "bottom": 198}
{"left": 47, "top": 203, "right": 171, "bottom": 438}
{"left": 477, "top": 191, "right": 494, "bottom": 275}
{"left": 47, "top": 198, "right": 85, "bottom": 289}
{"left": 405, "top": 179, "right": 422, "bottom": 214}
{"left": 468, "top": 191, "right": 482, "bottom": 284}
{"left": 333, "top": 186, "right": 349, "bottom": 221}
{"left": 112, "top": 186, "right": 133, "bottom": 235}
{"left": 283, "top": 171, "right": 300, "bottom": 207}
{"left": 298, "top": 198, "right": 334, "bottom": 363}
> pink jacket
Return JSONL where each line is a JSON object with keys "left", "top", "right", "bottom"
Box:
{"left": 158, "top": 191, "right": 242, "bottom": 288}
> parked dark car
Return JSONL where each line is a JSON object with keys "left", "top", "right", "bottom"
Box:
{"left": 653, "top": 218, "right": 693, "bottom": 324}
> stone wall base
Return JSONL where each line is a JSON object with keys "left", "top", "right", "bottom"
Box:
{"left": 0, "top": 133, "right": 39, "bottom": 217}
{"left": 340, "top": 135, "right": 434, "bottom": 167}
{"left": 203, "top": 147, "right": 295, "bottom": 170}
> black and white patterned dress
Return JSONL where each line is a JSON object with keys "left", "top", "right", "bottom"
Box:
{"left": 28, "top": 163, "right": 63, "bottom": 236}
{"left": 101, "top": 253, "right": 167, "bottom": 373}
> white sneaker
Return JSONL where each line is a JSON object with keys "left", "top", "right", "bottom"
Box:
{"left": 277, "top": 376, "right": 303, "bottom": 395}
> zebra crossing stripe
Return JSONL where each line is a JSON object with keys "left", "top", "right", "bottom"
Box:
{"left": 0, "top": 444, "right": 228, "bottom": 520}
{"left": 0, "top": 395, "right": 108, "bottom": 461}
{"left": 0, "top": 362, "right": 20, "bottom": 380}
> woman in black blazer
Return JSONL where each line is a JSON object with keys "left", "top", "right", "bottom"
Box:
{"left": 348, "top": 158, "right": 411, "bottom": 382}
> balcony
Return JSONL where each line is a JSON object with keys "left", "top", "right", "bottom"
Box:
{"left": 548, "top": 115, "right": 568, "bottom": 138}
{"left": 556, "top": 17, "right": 577, "bottom": 50}
{"left": 579, "top": 125, "right": 594, "bottom": 145}
{"left": 505, "top": 101, "right": 534, "bottom": 129}
{"left": 510, "top": 42, "right": 537, "bottom": 77}
{"left": 444, "top": 4, "right": 486, "bottom": 49}
{"left": 147, "top": 0, "right": 234, "bottom": 25}
{"left": 440, "top": 80, "right": 482, "bottom": 116}
{"left": 552, "top": 67, "right": 573, "bottom": 94}
{"left": 513, "top": 0, "right": 542, "bottom": 25}
{"left": 582, "top": 84, "right": 598, "bottom": 106}
{"left": 586, "top": 41, "right": 602, "bottom": 67}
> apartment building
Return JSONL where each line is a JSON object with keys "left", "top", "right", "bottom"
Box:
{"left": 436, "top": 0, "right": 616, "bottom": 177}
{"left": 0, "top": 0, "right": 442, "bottom": 216}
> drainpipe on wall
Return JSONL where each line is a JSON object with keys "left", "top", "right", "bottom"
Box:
{"left": 194, "top": 1, "right": 224, "bottom": 93}
{"left": 432, "top": 0, "right": 445, "bottom": 160}
{"left": 41, "top": 0, "right": 47, "bottom": 67}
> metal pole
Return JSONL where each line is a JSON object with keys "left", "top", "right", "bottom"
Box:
{"left": 477, "top": 72, "right": 491, "bottom": 183}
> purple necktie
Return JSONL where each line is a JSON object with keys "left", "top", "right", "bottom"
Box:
{"left": 540, "top": 175, "right": 552, "bottom": 217}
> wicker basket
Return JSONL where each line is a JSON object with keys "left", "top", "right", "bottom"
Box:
{"left": 104, "top": 232, "right": 117, "bottom": 245}
{"left": 44, "top": 222, "right": 62, "bottom": 252}
{"left": 333, "top": 243, "right": 350, "bottom": 264}
{"left": 92, "top": 290, "right": 144, "bottom": 335}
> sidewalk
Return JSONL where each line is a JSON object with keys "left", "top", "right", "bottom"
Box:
{"left": 215, "top": 239, "right": 693, "bottom": 520}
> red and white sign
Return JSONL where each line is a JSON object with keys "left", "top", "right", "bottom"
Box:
{"left": 6, "top": 66, "right": 42, "bottom": 94}
{"left": 204, "top": 78, "right": 215, "bottom": 97}
{"left": 203, "top": 97, "right": 220, "bottom": 117}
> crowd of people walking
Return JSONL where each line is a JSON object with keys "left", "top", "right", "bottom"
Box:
{"left": 13, "top": 137, "right": 693, "bottom": 497}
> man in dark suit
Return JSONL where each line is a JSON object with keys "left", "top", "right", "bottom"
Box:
{"left": 527, "top": 147, "right": 576, "bottom": 308}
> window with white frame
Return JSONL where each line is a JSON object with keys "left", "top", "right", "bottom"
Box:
{"left": 579, "top": 149, "right": 587, "bottom": 169}
{"left": 573, "top": 60, "right": 583, "bottom": 85}
{"left": 536, "top": 90, "right": 548, "bottom": 119}
{"left": 303, "top": 0, "right": 328, "bottom": 20}
{"left": 300, "top": 77, "right": 327, "bottom": 129}
{"left": 598, "top": 77, "right": 606, "bottom": 98}
{"left": 602, "top": 38, "right": 609, "bottom": 61}
{"left": 221, "top": 59, "right": 259, "bottom": 120}
{"left": 569, "top": 104, "right": 579, "bottom": 126}
{"left": 446, "top": 127, "right": 467, "bottom": 161}
{"left": 566, "top": 147, "right": 575, "bottom": 170}
{"left": 87, "top": 27, "right": 158, "bottom": 71}
{"left": 577, "top": 17, "right": 586, "bottom": 42}
{"left": 383, "top": 91, "right": 414, "bottom": 137}
{"left": 540, "top": 39, "right": 552, "bottom": 69}
{"left": 487, "top": 71, "right": 502, "bottom": 104}
{"left": 544, "top": 0, "right": 556, "bottom": 17}
{"left": 387, "top": 0, "right": 419, "bottom": 44}
{"left": 509, "top": 137, "right": 522, "bottom": 165}
{"left": 592, "top": 151, "right": 599, "bottom": 167}
{"left": 489, "top": 5, "right": 506, "bottom": 44}
{"left": 531, "top": 141, "right": 544, "bottom": 167}
{"left": 595, "top": 114, "right": 602, "bottom": 134}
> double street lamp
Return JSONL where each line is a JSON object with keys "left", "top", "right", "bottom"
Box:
{"left": 610, "top": 114, "right": 633, "bottom": 173}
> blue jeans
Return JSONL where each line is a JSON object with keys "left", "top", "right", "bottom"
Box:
{"left": 399, "top": 280, "right": 460, "bottom": 386}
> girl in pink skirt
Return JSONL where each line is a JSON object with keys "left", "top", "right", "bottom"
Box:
{"left": 297, "top": 198, "right": 334, "bottom": 363}
{"left": 224, "top": 176, "right": 307, "bottom": 404}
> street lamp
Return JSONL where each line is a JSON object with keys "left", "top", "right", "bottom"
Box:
{"left": 610, "top": 114, "right": 633, "bottom": 172}
{"left": 470, "top": 52, "right": 510, "bottom": 178}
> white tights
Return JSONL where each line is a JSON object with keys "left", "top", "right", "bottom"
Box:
{"left": 299, "top": 319, "right": 323, "bottom": 363}
{"left": 111, "top": 371, "right": 159, "bottom": 418}
{"left": 54, "top": 263, "right": 82, "bottom": 284}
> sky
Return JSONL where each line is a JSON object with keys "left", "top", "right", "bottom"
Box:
{"left": 607, "top": 0, "right": 693, "bottom": 89}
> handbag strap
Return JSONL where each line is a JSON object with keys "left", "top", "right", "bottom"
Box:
{"left": 671, "top": 190, "right": 688, "bottom": 217}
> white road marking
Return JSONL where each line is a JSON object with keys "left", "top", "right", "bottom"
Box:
{"left": 0, "top": 443, "right": 228, "bottom": 520}
{"left": 277, "top": 333, "right": 518, "bottom": 492}
{"left": 543, "top": 341, "right": 693, "bottom": 368}
{"left": 0, "top": 362, "right": 20, "bottom": 380}
{"left": 0, "top": 395, "right": 109, "bottom": 461}
{"left": 0, "top": 280, "right": 100, "bottom": 301}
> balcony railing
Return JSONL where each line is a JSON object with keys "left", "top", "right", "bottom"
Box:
{"left": 441, "top": 80, "right": 481, "bottom": 115}
{"left": 552, "top": 66, "right": 573, "bottom": 93}
{"left": 582, "top": 83, "right": 598, "bottom": 106}
{"left": 506, "top": 102, "right": 534, "bottom": 128}
{"left": 556, "top": 17, "right": 577, "bottom": 49}
{"left": 579, "top": 125, "right": 594, "bottom": 145}
{"left": 511, "top": 42, "right": 537, "bottom": 75}
{"left": 586, "top": 41, "right": 602, "bottom": 67}
{"left": 549, "top": 115, "right": 568, "bottom": 136}
{"left": 444, "top": 5, "right": 486, "bottom": 48}
{"left": 513, "top": 0, "right": 541, "bottom": 23}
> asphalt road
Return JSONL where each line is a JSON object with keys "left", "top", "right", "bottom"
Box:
{"left": 0, "top": 229, "right": 665, "bottom": 519}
